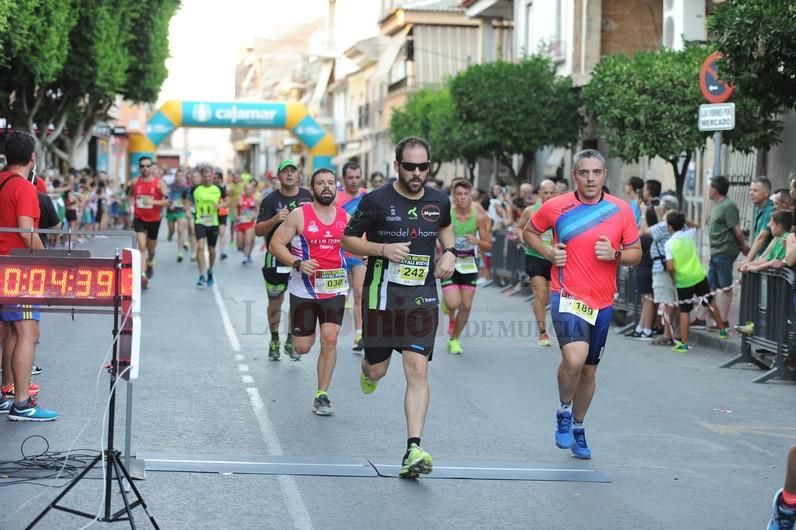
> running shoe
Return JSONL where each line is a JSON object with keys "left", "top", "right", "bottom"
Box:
{"left": 399, "top": 443, "right": 433, "bottom": 478}
{"left": 0, "top": 398, "right": 12, "bottom": 414}
{"left": 183, "top": 243, "right": 190, "bottom": 252}
{"left": 359, "top": 372, "right": 378, "bottom": 394}
{"left": 571, "top": 428, "right": 592, "bottom": 459}
{"left": 352, "top": 332, "right": 364, "bottom": 352}
{"left": 672, "top": 341, "right": 690, "bottom": 353}
{"left": 177, "top": 252, "right": 184, "bottom": 263}
{"left": 8, "top": 398, "right": 58, "bottom": 422}
{"left": 241, "top": 259, "right": 249, "bottom": 266}
{"left": 31, "top": 365, "right": 42, "bottom": 375}
{"left": 246, "top": 256, "right": 253, "bottom": 265}
{"left": 196, "top": 275, "right": 206, "bottom": 287}
{"left": 735, "top": 321, "right": 755, "bottom": 335}
{"left": 447, "top": 338, "right": 463, "bottom": 355}
{"left": 207, "top": 270, "right": 215, "bottom": 287}
{"left": 537, "top": 332, "right": 552, "bottom": 347}
{"left": 629, "top": 330, "right": 653, "bottom": 340}
{"left": 1, "top": 383, "right": 40, "bottom": 398}
{"left": 718, "top": 328, "right": 730, "bottom": 340}
{"left": 285, "top": 337, "right": 299, "bottom": 361}
{"left": 145, "top": 263, "right": 154, "bottom": 279}
{"left": 555, "top": 410, "right": 574, "bottom": 449}
{"left": 312, "top": 393, "right": 334, "bottom": 416}
{"left": 268, "top": 340, "right": 280, "bottom": 361}
{"left": 220, "top": 253, "right": 228, "bottom": 262}
{"left": 141, "top": 275, "right": 149, "bottom": 290}
{"left": 768, "top": 489, "right": 796, "bottom": 530}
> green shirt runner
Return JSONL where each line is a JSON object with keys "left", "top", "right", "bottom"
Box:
{"left": 191, "top": 184, "right": 224, "bottom": 226}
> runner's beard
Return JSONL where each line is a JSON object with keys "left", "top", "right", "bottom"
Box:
{"left": 398, "top": 173, "right": 424, "bottom": 194}
{"left": 315, "top": 191, "right": 335, "bottom": 206}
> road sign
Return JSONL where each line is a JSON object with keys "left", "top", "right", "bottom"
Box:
{"left": 700, "top": 51, "right": 734, "bottom": 103}
{"left": 699, "top": 103, "right": 735, "bottom": 131}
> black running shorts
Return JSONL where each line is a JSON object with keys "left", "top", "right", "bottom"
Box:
{"left": 194, "top": 224, "right": 219, "bottom": 247}
{"left": 363, "top": 307, "right": 439, "bottom": 364}
{"left": 133, "top": 218, "right": 161, "bottom": 241}
{"left": 289, "top": 294, "right": 346, "bottom": 337}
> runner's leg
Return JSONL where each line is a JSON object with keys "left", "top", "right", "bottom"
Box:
{"left": 402, "top": 350, "right": 430, "bottom": 439}
{"left": 451, "top": 287, "right": 475, "bottom": 340}
{"left": 317, "top": 322, "right": 340, "bottom": 392}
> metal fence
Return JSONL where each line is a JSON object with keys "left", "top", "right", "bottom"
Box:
{"left": 720, "top": 269, "right": 796, "bottom": 384}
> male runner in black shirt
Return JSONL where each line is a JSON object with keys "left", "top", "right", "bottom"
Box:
{"left": 255, "top": 160, "right": 312, "bottom": 361}
{"left": 343, "top": 136, "right": 456, "bottom": 478}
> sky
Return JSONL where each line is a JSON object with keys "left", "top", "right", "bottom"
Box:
{"left": 156, "top": 0, "right": 380, "bottom": 167}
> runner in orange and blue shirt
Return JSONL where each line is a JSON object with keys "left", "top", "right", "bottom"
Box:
{"left": 523, "top": 149, "right": 641, "bottom": 460}
{"left": 336, "top": 161, "right": 368, "bottom": 351}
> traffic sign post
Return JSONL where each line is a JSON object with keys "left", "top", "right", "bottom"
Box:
{"left": 699, "top": 52, "right": 735, "bottom": 178}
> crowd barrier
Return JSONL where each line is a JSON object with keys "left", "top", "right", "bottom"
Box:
{"left": 489, "top": 229, "right": 527, "bottom": 288}
{"left": 720, "top": 269, "right": 796, "bottom": 384}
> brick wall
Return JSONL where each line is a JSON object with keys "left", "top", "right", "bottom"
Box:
{"left": 601, "top": 0, "right": 663, "bottom": 56}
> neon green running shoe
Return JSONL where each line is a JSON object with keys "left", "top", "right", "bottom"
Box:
{"left": 285, "top": 336, "right": 300, "bottom": 361}
{"left": 268, "top": 340, "right": 280, "bottom": 361}
{"left": 399, "top": 443, "right": 433, "bottom": 478}
{"left": 718, "top": 328, "right": 730, "bottom": 340}
{"left": 447, "top": 338, "right": 463, "bottom": 355}
{"left": 672, "top": 341, "right": 690, "bottom": 353}
{"left": 359, "top": 372, "right": 378, "bottom": 394}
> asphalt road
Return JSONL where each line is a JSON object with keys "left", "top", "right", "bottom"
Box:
{"left": 1, "top": 232, "right": 794, "bottom": 529}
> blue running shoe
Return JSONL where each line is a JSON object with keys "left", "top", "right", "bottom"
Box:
{"left": 0, "top": 398, "right": 12, "bottom": 415}
{"left": 555, "top": 410, "right": 574, "bottom": 449}
{"left": 197, "top": 275, "right": 206, "bottom": 286}
{"left": 8, "top": 398, "right": 58, "bottom": 422}
{"left": 207, "top": 270, "right": 215, "bottom": 287}
{"left": 769, "top": 489, "right": 796, "bottom": 530}
{"left": 571, "top": 428, "right": 592, "bottom": 459}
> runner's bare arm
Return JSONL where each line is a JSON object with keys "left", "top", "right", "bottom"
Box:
{"left": 472, "top": 211, "right": 493, "bottom": 252}
{"left": 268, "top": 208, "right": 304, "bottom": 268}
{"left": 255, "top": 208, "right": 287, "bottom": 237}
{"left": 435, "top": 223, "right": 456, "bottom": 279}
{"left": 617, "top": 240, "right": 642, "bottom": 265}
{"left": 522, "top": 223, "right": 554, "bottom": 261}
{"left": 155, "top": 180, "right": 170, "bottom": 206}
{"left": 515, "top": 205, "right": 534, "bottom": 242}
{"left": 341, "top": 234, "right": 400, "bottom": 259}
{"left": 17, "top": 215, "right": 44, "bottom": 250}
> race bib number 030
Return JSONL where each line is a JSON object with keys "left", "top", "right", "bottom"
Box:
{"left": 387, "top": 254, "right": 430, "bottom": 286}
{"left": 558, "top": 296, "right": 598, "bottom": 326}
{"left": 315, "top": 268, "right": 348, "bottom": 295}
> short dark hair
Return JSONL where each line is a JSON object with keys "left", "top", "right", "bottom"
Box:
{"left": 3, "top": 131, "right": 36, "bottom": 166}
{"left": 627, "top": 176, "right": 644, "bottom": 193}
{"left": 394, "top": 136, "right": 430, "bottom": 163}
{"left": 666, "top": 210, "right": 686, "bottom": 231}
{"left": 310, "top": 168, "right": 335, "bottom": 187}
{"left": 752, "top": 176, "right": 771, "bottom": 192}
{"left": 772, "top": 209, "right": 793, "bottom": 232}
{"left": 342, "top": 161, "right": 361, "bottom": 176}
{"left": 451, "top": 179, "right": 472, "bottom": 192}
{"left": 645, "top": 179, "right": 662, "bottom": 199}
{"left": 138, "top": 156, "right": 152, "bottom": 166}
{"left": 710, "top": 175, "right": 730, "bottom": 196}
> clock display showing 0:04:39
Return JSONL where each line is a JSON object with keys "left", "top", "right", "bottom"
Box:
{"left": 0, "top": 265, "right": 118, "bottom": 298}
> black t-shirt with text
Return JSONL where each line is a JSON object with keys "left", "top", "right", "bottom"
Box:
{"left": 344, "top": 183, "right": 451, "bottom": 310}
{"left": 256, "top": 188, "right": 313, "bottom": 245}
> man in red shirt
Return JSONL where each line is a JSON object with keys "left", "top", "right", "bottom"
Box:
{"left": 0, "top": 131, "right": 58, "bottom": 421}
{"left": 129, "top": 157, "right": 169, "bottom": 288}
{"left": 524, "top": 149, "right": 640, "bottom": 459}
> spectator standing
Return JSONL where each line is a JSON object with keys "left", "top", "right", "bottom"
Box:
{"left": 707, "top": 176, "right": 748, "bottom": 329}
{"left": 739, "top": 176, "right": 774, "bottom": 266}
{"left": 625, "top": 176, "right": 644, "bottom": 226}
{"left": 645, "top": 195, "right": 681, "bottom": 346}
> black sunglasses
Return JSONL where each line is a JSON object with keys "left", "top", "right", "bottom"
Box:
{"left": 139, "top": 164, "right": 151, "bottom": 169}
{"left": 399, "top": 161, "right": 431, "bottom": 172}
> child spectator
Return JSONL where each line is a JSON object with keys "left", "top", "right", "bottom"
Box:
{"left": 665, "top": 210, "right": 729, "bottom": 352}
{"left": 739, "top": 209, "right": 793, "bottom": 272}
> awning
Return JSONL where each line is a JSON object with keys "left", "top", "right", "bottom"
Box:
{"left": 375, "top": 26, "right": 412, "bottom": 79}
{"left": 465, "top": 0, "right": 512, "bottom": 18}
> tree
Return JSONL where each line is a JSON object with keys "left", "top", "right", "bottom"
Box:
{"left": 709, "top": 0, "right": 796, "bottom": 111}
{"left": 0, "top": 0, "right": 180, "bottom": 166}
{"left": 583, "top": 44, "right": 783, "bottom": 204}
{"left": 448, "top": 56, "right": 583, "bottom": 182}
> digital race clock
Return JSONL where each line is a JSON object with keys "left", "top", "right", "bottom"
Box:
{"left": 0, "top": 256, "right": 132, "bottom": 306}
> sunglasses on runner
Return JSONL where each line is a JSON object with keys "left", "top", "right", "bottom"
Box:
{"left": 399, "top": 161, "right": 431, "bottom": 172}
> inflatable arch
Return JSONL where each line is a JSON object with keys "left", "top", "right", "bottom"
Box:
{"left": 128, "top": 100, "right": 337, "bottom": 177}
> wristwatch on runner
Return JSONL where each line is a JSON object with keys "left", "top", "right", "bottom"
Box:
{"left": 614, "top": 249, "right": 622, "bottom": 261}
{"left": 292, "top": 259, "right": 303, "bottom": 271}
{"left": 444, "top": 247, "right": 458, "bottom": 257}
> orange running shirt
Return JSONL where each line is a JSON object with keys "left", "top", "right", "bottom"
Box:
{"left": 531, "top": 191, "right": 639, "bottom": 309}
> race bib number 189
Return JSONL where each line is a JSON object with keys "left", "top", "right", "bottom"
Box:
{"left": 558, "top": 296, "right": 599, "bottom": 326}
{"left": 387, "top": 254, "right": 430, "bottom": 286}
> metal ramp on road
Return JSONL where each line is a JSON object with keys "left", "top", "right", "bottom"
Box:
{"left": 137, "top": 453, "right": 610, "bottom": 483}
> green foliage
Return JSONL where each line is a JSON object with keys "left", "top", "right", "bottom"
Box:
{"left": 584, "top": 44, "right": 783, "bottom": 200}
{"left": 709, "top": 0, "right": 796, "bottom": 110}
{"left": 448, "top": 56, "right": 583, "bottom": 180}
{"left": 0, "top": 0, "right": 180, "bottom": 164}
